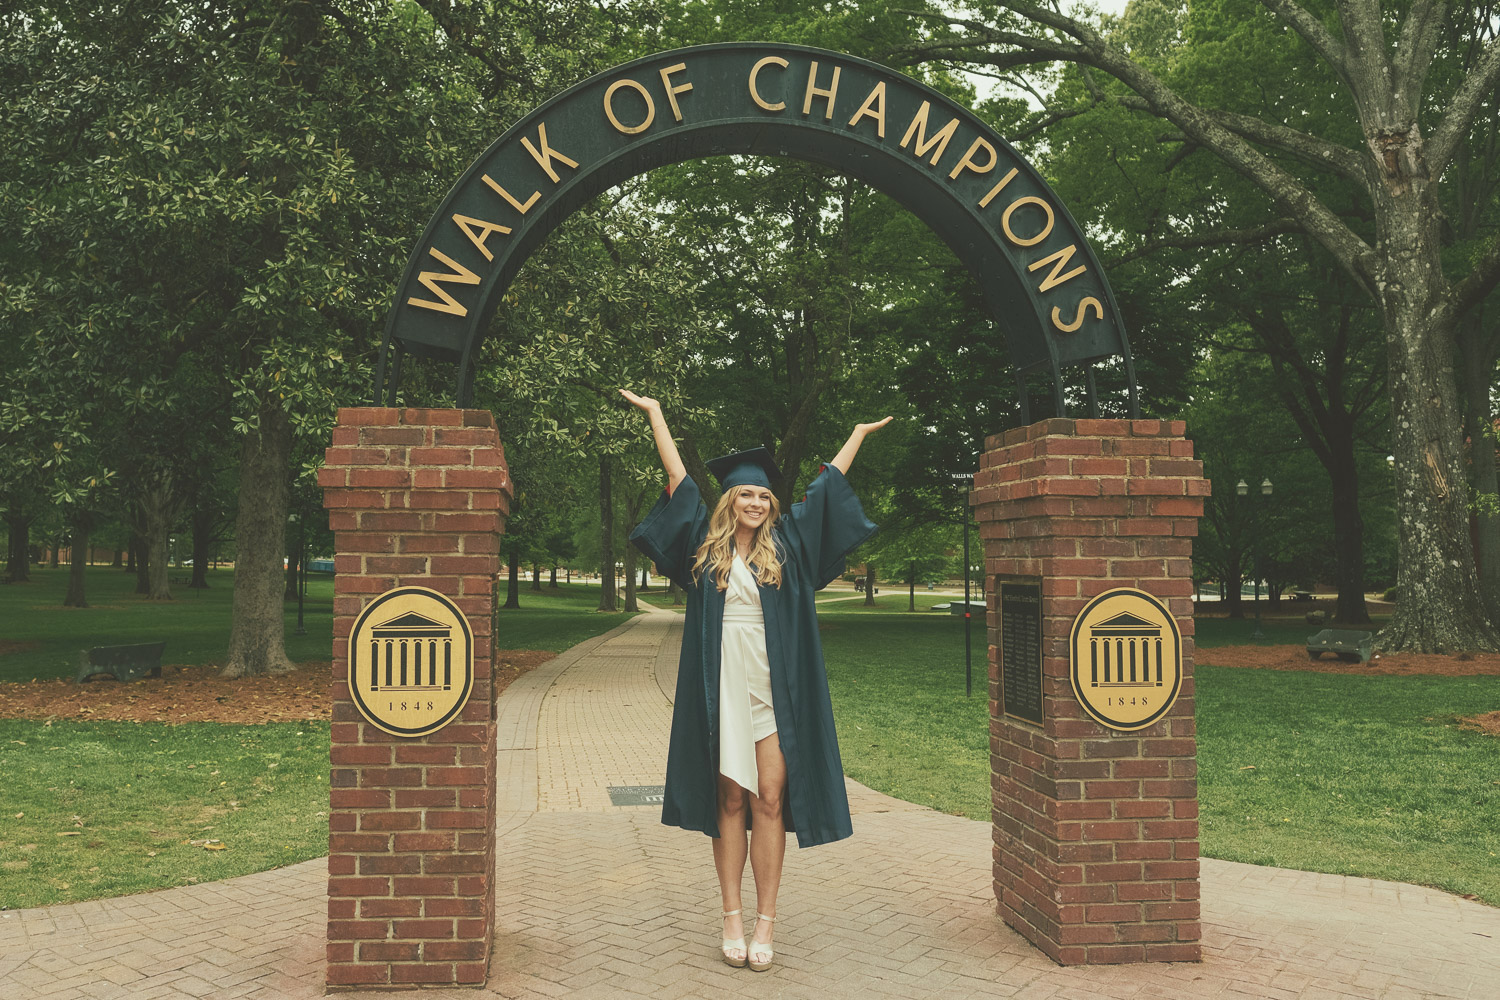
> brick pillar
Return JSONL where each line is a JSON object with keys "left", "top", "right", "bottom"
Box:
{"left": 319, "top": 407, "right": 510, "bottom": 989}
{"left": 972, "top": 418, "right": 1207, "bottom": 965}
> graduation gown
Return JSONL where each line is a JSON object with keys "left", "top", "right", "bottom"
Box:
{"left": 629, "top": 464, "right": 877, "bottom": 848}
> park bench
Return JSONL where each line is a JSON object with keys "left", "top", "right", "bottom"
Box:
{"left": 1306, "top": 629, "right": 1374, "bottom": 664}
{"left": 75, "top": 642, "right": 166, "bottom": 683}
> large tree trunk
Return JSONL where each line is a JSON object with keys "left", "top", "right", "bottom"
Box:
{"left": 189, "top": 508, "right": 212, "bottom": 588}
{"left": 863, "top": 561, "right": 876, "bottom": 607}
{"left": 139, "top": 476, "right": 175, "bottom": 601}
{"left": 63, "top": 510, "right": 91, "bottom": 608}
{"left": 622, "top": 490, "right": 641, "bottom": 613}
{"left": 503, "top": 546, "right": 521, "bottom": 609}
{"left": 530, "top": 562, "right": 542, "bottom": 593}
{"left": 1459, "top": 312, "right": 1500, "bottom": 611}
{"left": 1327, "top": 447, "right": 1371, "bottom": 626}
{"left": 5, "top": 514, "right": 30, "bottom": 583}
{"left": 597, "top": 455, "right": 616, "bottom": 612}
{"left": 549, "top": 564, "right": 558, "bottom": 587}
{"left": 622, "top": 543, "right": 638, "bottom": 612}
{"left": 669, "top": 579, "right": 683, "bottom": 606}
{"left": 131, "top": 527, "right": 150, "bottom": 594}
{"left": 1379, "top": 245, "right": 1500, "bottom": 651}
{"left": 1224, "top": 563, "right": 1245, "bottom": 620}
{"left": 222, "top": 400, "right": 296, "bottom": 677}
{"left": 909, "top": 561, "right": 916, "bottom": 612}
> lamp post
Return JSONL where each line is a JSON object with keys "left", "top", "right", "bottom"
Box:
{"left": 292, "top": 512, "right": 307, "bottom": 636}
{"left": 949, "top": 470, "right": 975, "bottom": 697}
{"left": 1237, "top": 477, "right": 1273, "bottom": 639}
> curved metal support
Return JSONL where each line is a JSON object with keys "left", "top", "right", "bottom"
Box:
{"left": 379, "top": 42, "right": 1138, "bottom": 413}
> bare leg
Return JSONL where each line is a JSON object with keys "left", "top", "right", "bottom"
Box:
{"left": 748, "top": 733, "right": 787, "bottom": 957}
{"left": 712, "top": 773, "right": 749, "bottom": 961}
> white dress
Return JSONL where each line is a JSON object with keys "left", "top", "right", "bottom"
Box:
{"left": 719, "top": 554, "right": 777, "bottom": 794}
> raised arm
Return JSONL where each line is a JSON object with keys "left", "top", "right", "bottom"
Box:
{"left": 828, "top": 417, "right": 893, "bottom": 475}
{"left": 620, "top": 389, "right": 688, "bottom": 491}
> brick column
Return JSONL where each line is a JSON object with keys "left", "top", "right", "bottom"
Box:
{"left": 972, "top": 418, "right": 1208, "bottom": 965}
{"left": 319, "top": 407, "right": 510, "bottom": 989}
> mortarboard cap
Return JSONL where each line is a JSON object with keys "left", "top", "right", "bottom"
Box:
{"left": 706, "top": 447, "right": 782, "bottom": 490}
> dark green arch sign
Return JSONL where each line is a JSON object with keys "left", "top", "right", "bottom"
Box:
{"left": 378, "top": 42, "right": 1137, "bottom": 415}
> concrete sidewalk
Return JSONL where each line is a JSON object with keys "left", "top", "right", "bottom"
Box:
{"left": 3, "top": 605, "right": 1497, "bottom": 998}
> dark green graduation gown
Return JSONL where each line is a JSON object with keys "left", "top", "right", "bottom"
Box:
{"left": 629, "top": 464, "right": 877, "bottom": 848}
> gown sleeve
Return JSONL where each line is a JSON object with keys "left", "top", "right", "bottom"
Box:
{"left": 779, "top": 463, "right": 878, "bottom": 590}
{"left": 629, "top": 475, "right": 708, "bottom": 591}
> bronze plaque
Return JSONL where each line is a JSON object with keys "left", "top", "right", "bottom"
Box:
{"left": 349, "top": 586, "right": 474, "bottom": 737}
{"left": 1068, "top": 588, "right": 1182, "bottom": 732}
{"left": 1000, "top": 582, "right": 1044, "bottom": 726}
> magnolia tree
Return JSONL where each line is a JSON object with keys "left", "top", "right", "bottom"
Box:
{"left": 900, "top": 0, "right": 1500, "bottom": 651}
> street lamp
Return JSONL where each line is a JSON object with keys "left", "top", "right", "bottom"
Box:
{"left": 290, "top": 512, "right": 307, "bottom": 636}
{"left": 949, "top": 470, "right": 976, "bottom": 697}
{"left": 1236, "top": 477, "right": 1274, "bottom": 639}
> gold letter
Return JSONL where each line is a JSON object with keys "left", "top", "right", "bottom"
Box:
{"left": 482, "top": 175, "right": 539, "bottom": 214}
{"left": 1052, "top": 298, "right": 1104, "bottom": 332}
{"left": 978, "top": 167, "right": 1018, "bottom": 208}
{"left": 899, "top": 101, "right": 959, "bottom": 166}
{"left": 520, "top": 122, "right": 579, "bottom": 182}
{"left": 452, "top": 214, "right": 511, "bottom": 263}
{"left": 1001, "top": 195, "right": 1055, "bottom": 247}
{"left": 802, "top": 60, "right": 841, "bottom": 120}
{"left": 948, "top": 136, "right": 997, "bottom": 180}
{"left": 605, "top": 78, "right": 656, "bottom": 134}
{"left": 749, "top": 56, "right": 789, "bottom": 111}
{"left": 407, "top": 247, "right": 481, "bottom": 317}
{"left": 1027, "top": 244, "right": 1087, "bottom": 292}
{"left": 847, "top": 82, "right": 886, "bottom": 137}
{"left": 659, "top": 63, "right": 693, "bottom": 121}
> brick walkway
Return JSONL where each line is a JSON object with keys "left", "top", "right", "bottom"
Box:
{"left": 3, "top": 604, "right": 1497, "bottom": 998}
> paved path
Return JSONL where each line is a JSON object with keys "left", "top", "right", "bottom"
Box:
{"left": 3, "top": 605, "right": 1498, "bottom": 999}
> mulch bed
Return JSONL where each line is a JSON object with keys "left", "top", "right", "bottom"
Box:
{"left": 1199, "top": 644, "right": 1500, "bottom": 677}
{"left": 1459, "top": 711, "right": 1500, "bottom": 737}
{"left": 0, "top": 651, "right": 553, "bottom": 725}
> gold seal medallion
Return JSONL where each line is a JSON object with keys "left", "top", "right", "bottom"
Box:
{"left": 348, "top": 586, "right": 474, "bottom": 737}
{"left": 1068, "top": 588, "right": 1182, "bottom": 732}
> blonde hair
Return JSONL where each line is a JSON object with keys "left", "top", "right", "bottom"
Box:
{"left": 692, "top": 485, "right": 783, "bottom": 591}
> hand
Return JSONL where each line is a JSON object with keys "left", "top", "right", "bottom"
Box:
{"left": 619, "top": 388, "right": 661, "bottom": 413}
{"left": 856, "top": 416, "right": 893, "bottom": 436}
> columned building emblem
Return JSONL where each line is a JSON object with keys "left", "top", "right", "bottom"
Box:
{"left": 1068, "top": 588, "right": 1182, "bottom": 731}
{"left": 348, "top": 586, "right": 474, "bottom": 737}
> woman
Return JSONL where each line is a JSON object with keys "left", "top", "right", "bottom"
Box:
{"left": 621, "top": 388, "right": 890, "bottom": 971}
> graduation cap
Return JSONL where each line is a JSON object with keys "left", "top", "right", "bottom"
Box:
{"left": 706, "top": 447, "right": 782, "bottom": 490}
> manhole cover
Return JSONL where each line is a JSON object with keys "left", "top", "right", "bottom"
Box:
{"left": 607, "top": 785, "right": 665, "bottom": 806}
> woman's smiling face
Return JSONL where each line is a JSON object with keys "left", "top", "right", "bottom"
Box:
{"left": 732, "top": 486, "right": 773, "bottom": 533}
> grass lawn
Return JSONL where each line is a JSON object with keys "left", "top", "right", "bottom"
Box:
{"left": 819, "top": 607, "right": 990, "bottom": 817}
{"left": 5, "top": 574, "right": 1494, "bottom": 909}
{"left": 1194, "top": 663, "right": 1500, "bottom": 904}
{"left": 0, "top": 720, "right": 329, "bottom": 910}
{"left": 0, "top": 570, "right": 636, "bottom": 909}
{"left": 818, "top": 605, "right": 1500, "bottom": 906}
{"left": 494, "top": 583, "right": 641, "bottom": 651}
{"left": 0, "top": 566, "right": 335, "bottom": 683}
{"left": 1, "top": 567, "right": 636, "bottom": 682}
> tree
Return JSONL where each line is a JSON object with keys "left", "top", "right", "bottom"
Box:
{"left": 901, "top": 0, "right": 1500, "bottom": 650}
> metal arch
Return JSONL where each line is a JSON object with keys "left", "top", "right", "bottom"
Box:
{"left": 376, "top": 42, "right": 1138, "bottom": 416}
